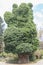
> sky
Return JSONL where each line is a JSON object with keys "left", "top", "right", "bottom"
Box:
{"left": 0, "top": 0, "right": 43, "bottom": 30}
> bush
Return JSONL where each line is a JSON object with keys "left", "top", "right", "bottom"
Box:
{"left": 29, "top": 54, "right": 36, "bottom": 61}
{"left": 6, "top": 53, "right": 18, "bottom": 63}
{"left": 7, "top": 53, "right": 18, "bottom": 60}
{"left": 0, "top": 52, "right": 8, "bottom": 58}
{"left": 34, "top": 49, "right": 43, "bottom": 59}
{"left": 0, "top": 52, "right": 18, "bottom": 63}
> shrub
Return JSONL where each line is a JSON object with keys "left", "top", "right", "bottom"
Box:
{"left": 7, "top": 53, "right": 18, "bottom": 60}
{"left": 29, "top": 54, "right": 36, "bottom": 61}
{"left": 34, "top": 49, "right": 43, "bottom": 59}
{"left": 0, "top": 52, "right": 8, "bottom": 58}
{"left": 6, "top": 53, "right": 18, "bottom": 63}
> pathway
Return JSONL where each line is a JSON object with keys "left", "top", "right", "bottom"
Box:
{"left": 0, "top": 59, "right": 43, "bottom": 65}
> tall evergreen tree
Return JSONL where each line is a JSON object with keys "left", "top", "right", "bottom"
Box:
{"left": 4, "top": 3, "right": 39, "bottom": 59}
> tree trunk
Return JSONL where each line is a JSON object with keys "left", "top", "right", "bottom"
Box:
{"left": 18, "top": 54, "right": 29, "bottom": 63}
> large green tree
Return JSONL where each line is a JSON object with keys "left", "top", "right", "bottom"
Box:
{"left": 4, "top": 3, "right": 39, "bottom": 55}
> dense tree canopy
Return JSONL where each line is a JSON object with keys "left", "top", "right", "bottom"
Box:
{"left": 4, "top": 3, "right": 39, "bottom": 54}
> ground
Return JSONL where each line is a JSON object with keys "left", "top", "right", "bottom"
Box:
{"left": 0, "top": 59, "right": 43, "bottom": 65}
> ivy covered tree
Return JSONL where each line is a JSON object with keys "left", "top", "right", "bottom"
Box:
{"left": 4, "top": 3, "right": 39, "bottom": 61}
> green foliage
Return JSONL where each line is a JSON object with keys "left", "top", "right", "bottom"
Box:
{"left": 13, "top": 4, "right": 18, "bottom": 8}
{"left": 4, "top": 3, "right": 39, "bottom": 54}
{"left": 34, "top": 49, "right": 43, "bottom": 59}
{"left": 0, "top": 17, "right": 4, "bottom": 47}
{"left": 29, "top": 54, "right": 36, "bottom": 61}
{"left": 28, "top": 3, "right": 33, "bottom": 8}
{"left": 4, "top": 12, "right": 13, "bottom": 26}
{"left": 0, "top": 52, "right": 18, "bottom": 62}
{"left": 0, "top": 52, "right": 8, "bottom": 57}
{"left": 0, "top": 17, "right": 3, "bottom": 36}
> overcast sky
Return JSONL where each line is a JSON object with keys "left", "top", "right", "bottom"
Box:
{"left": 0, "top": 0, "right": 43, "bottom": 30}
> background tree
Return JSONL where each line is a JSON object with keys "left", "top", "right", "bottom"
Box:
{"left": 0, "top": 17, "right": 3, "bottom": 35}
{"left": 4, "top": 3, "right": 39, "bottom": 61}
{"left": 0, "top": 17, "right": 4, "bottom": 52}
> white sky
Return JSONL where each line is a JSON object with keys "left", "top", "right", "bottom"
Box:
{"left": 0, "top": 0, "right": 43, "bottom": 30}
{"left": 0, "top": 0, "right": 43, "bottom": 18}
